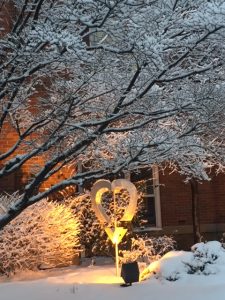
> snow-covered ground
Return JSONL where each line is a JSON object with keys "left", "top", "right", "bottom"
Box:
{"left": 1, "top": 241, "right": 225, "bottom": 300}
{"left": 0, "top": 263, "right": 225, "bottom": 300}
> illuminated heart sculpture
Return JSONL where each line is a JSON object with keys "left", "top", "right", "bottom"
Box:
{"left": 91, "top": 179, "right": 138, "bottom": 244}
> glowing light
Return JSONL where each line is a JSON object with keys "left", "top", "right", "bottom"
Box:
{"left": 105, "top": 227, "right": 127, "bottom": 244}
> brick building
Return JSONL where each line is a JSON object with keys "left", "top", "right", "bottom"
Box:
{"left": 123, "top": 167, "right": 225, "bottom": 249}
{"left": 148, "top": 169, "right": 225, "bottom": 249}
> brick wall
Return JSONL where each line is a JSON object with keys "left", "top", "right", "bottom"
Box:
{"left": 160, "top": 170, "right": 192, "bottom": 226}
{"left": 198, "top": 174, "right": 225, "bottom": 224}
{"left": 159, "top": 169, "right": 225, "bottom": 227}
{"left": 0, "top": 119, "right": 76, "bottom": 194}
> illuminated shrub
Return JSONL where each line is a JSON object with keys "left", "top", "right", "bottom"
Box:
{"left": 67, "top": 193, "right": 112, "bottom": 256}
{"left": 119, "top": 235, "right": 176, "bottom": 265}
{"left": 0, "top": 199, "right": 80, "bottom": 276}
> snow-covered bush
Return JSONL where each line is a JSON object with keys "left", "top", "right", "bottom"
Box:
{"left": 141, "top": 241, "right": 225, "bottom": 281}
{"left": 67, "top": 192, "right": 112, "bottom": 256}
{"left": 184, "top": 241, "right": 224, "bottom": 275}
{"left": 119, "top": 235, "right": 176, "bottom": 265}
{"left": 0, "top": 200, "right": 80, "bottom": 276}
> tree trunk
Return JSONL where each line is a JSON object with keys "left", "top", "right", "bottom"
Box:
{"left": 190, "top": 178, "right": 201, "bottom": 244}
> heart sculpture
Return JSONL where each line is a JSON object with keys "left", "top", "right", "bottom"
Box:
{"left": 91, "top": 179, "right": 138, "bottom": 244}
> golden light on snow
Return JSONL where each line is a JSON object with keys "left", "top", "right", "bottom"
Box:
{"left": 139, "top": 261, "right": 160, "bottom": 281}
{"left": 46, "top": 267, "right": 124, "bottom": 285}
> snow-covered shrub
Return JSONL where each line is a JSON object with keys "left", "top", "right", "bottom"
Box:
{"left": 119, "top": 235, "right": 176, "bottom": 265}
{"left": 142, "top": 241, "right": 225, "bottom": 282}
{"left": 147, "top": 251, "right": 193, "bottom": 281}
{"left": 184, "top": 241, "right": 224, "bottom": 275}
{"left": 0, "top": 200, "right": 80, "bottom": 276}
{"left": 67, "top": 192, "right": 112, "bottom": 256}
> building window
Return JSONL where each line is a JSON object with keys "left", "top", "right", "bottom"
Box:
{"left": 129, "top": 166, "right": 162, "bottom": 230}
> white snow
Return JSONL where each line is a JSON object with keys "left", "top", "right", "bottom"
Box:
{"left": 2, "top": 244, "right": 225, "bottom": 300}
{"left": 143, "top": 241, "right": 225, "bottom": 281}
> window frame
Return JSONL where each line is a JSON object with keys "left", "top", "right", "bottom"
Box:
{"left": 131, "top": 165, "right": 162, "bottom": 232}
